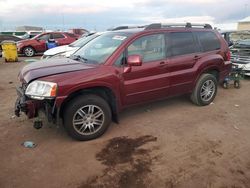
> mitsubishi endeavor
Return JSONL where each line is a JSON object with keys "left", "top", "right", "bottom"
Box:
{"left": 15, "top": 23, "right": 232, "bottom": 140}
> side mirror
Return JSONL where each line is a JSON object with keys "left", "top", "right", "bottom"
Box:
{"left": 127, "top": 55, "right": 142, "bottom": 66}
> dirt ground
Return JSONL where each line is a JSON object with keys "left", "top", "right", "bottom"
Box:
{"left": 0, "top": 57, "right": 250, "bottom": 188}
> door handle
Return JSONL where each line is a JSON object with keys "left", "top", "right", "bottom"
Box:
{"left": 194, "top": 55, "right": 201, "bottom": 60}
{"left": 159, "top": 61, "right": 168, "bottom": 68}
{"left": 159, "top": 61, "right": 166, "bottom": 67}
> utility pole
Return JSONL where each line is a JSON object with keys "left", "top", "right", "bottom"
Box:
{"left": 244, "top": 3, "right": 248, "bottom": 17}
{"left": 0, "top": 18, "right": 3, "bottom": 31}
{"left": 62, "top": 13, "right": 65, "bottom": 31}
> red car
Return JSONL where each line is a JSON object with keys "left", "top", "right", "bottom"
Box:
{"left": 15, "top": 23, "right": 231, "bottom": 141}
{"left": 17, "top": 32, "right": 78, "bottom": 57}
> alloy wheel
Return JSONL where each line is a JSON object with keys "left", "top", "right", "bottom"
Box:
{"left": 72, "top": 105, "right": 105, "bottom": 135}
{"left": 200, "top": 80, "right": 215, "bottom": 102}
{"left": 24, "top": 48, "right": 34, "bottom": 57}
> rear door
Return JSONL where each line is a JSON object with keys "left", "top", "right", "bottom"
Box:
{"left": 121, "top": 33, "right": 170, "bottom": 105}
{"left": 167, "top": 32, "right": 200, "bottom": 95}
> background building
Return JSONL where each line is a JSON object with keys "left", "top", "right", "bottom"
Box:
{"left": 238, "top": 16, "right": 250, "bottom": 30}
{"left": 16, "top": 25, "right": 44, "bottom": 32}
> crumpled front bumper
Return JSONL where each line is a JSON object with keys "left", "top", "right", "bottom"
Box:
{"left": 15, "top": 86, "right": 41, "bottom": 118}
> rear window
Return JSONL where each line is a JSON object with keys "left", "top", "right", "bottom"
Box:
{"left": 67, "top": 33, "right": 77, "bottom": 38}
{"left": 169, "top": 32, "right": 198, "bottom": 56}
{"left": 52, "top": 33, "right": 65, "bottom": 39}
{"left": 195, "top": 31, "right": 221, "bottom": 52}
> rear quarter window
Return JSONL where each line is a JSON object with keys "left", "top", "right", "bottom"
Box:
{"left": 52, "top": 33, "right": 65, "bottom": 39}
{"left": 195, "top": 31, "right": 221, "bottom": 52}
{"left": 169, "top": 32, "right": 198, "bottom": 56}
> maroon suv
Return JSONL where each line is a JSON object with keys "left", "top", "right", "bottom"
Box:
{"left": 15, "top": 23, "right": 231, "bottom": 140}
{"left": 17, "top": 32, "right": 78, "bottom": 57}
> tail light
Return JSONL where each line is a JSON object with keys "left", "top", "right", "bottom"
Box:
{"left": 225, "top": 50, "right": 231, "bottom": 61}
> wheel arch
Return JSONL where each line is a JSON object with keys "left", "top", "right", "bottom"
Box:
{"left": 59, "top": 86, "right": 119, "bottom": 123}
{"left": 193, "top": 65, "right": 220, "bottom": 88}
{"left": 205, "top": 68, "right": 220, "bottom": 81}
{"left": 193, "top": 54, "right": 224, "bottom": 85}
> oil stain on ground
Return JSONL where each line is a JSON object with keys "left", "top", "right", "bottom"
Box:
{"left": 78, "top": 135, "right": 157, "bottom": 188}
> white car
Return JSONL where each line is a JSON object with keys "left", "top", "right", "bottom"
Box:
{"left": 41, "top": 33, "right": 100, "bottom": 59}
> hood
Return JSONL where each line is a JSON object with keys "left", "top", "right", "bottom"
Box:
{"left": 43, "top": 45, "right": 78, "bottom": 56}
{"left": 19, "top": 58, "right": 95, "bottom": 83}
{"left": 18, "top": 38, "right": 34, "bottom": 43}
{"left": 17, "top": 39, "right": 35, "bottom": 46}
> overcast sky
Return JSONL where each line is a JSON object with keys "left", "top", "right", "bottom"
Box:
{"left": 0, "top": 0, "right": 249, "bottom": 31}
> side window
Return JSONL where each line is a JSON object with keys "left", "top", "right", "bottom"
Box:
{"left": 114, "top": 52, "right": 125, "bottom": 66}
{"left": 169, "top": 32, "right": 197, "bottom": 56}
{"left": 37, "top": 34, "right": 50, "bottom": 41}
{"left": 52, "top": 33, "right": 65, "bottom": 39}
{"left": 196, "top": 31, "right": 221, "bottom": 52}
{"left": 127, "top": 34, "right": 166, "bottom": 62}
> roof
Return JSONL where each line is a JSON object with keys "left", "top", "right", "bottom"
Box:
{"left": 239, "top": 16, "right": 250, "bottom": 22}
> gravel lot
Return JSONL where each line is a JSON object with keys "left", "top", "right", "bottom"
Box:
{"left": 0, "top": 57, "right": 250, "bottom": 188}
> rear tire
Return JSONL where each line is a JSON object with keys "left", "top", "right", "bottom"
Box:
{"left": 191, "top": 74, "right": 217, "bottom": 106}
{"left": 63, "top": 94, "right": 112, "bottom": 141}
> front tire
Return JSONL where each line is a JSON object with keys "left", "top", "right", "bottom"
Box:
{"left": 63, "top": 94, "right": 112, "bottom": 141}
{"left": 191, "top": 74, "right": 217, "bottom": 106}
{"left": 23, "top": 47, "right": 35, "bottom": 57}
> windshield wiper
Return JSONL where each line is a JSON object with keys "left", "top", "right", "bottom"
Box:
{"left": 70, "top": 55, "right": 88, "bottom": 63}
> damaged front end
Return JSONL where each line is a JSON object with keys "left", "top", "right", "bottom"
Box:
{"left": 15, "top": 81, "right": 59, "bottom": 129}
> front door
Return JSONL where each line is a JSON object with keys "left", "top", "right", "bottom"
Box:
{"left": 52, "top": 33, "right": 66, "bottom": 46}
{"left": 34, "top": 33, "right": 51, "bottom": 52}
{"left": 122, "top": 33, "right": 170, "bottom": 106}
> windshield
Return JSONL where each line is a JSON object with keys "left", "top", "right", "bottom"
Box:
{"left": 69, "top": 34, "right": 99, "bottom": 47}
{"left": 72, "top": 32, "right": 131, "bottom": 64}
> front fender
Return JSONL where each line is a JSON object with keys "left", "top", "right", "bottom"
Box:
{"left": 55, "top": 80, "right": 121, "bottom": 110}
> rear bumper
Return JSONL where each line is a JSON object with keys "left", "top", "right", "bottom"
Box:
{"left": 219, "top": 61, "right": 232, "bottom": 83}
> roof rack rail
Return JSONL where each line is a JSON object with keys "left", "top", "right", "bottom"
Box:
{"left": 144, "top": 23, "right": 212, "bottom": 30}
{"left": 108, "top": 25, "right": 145, "bottom": 31}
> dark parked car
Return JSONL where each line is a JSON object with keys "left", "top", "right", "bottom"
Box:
{"left": 15, "top": 23, "right": 231, "bottom": 140}
{"left": 16, "top": 32, "right": 78, "bottom": 57}
{"left": 0, "top": 34, "right": 22, "bottom": 43}
{"left": 0, "top": 35, "right": 22, "bottom": 57}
